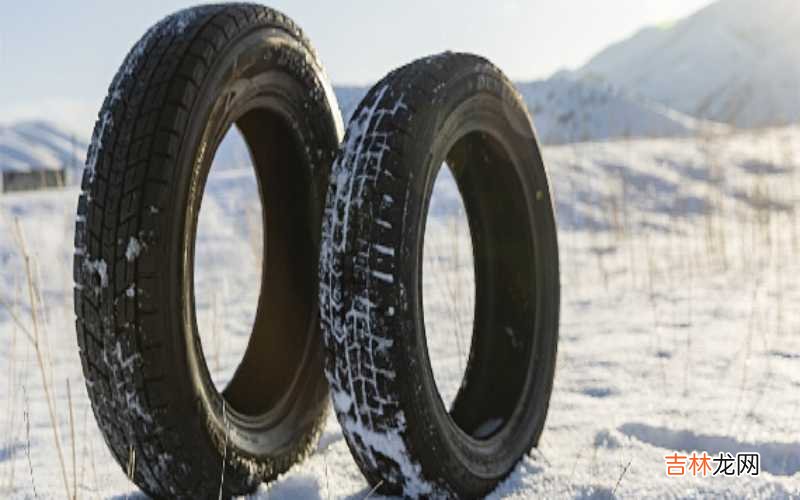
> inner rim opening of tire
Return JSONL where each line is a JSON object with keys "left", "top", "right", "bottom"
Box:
{"left": 192, "top": 108, "right": 316, "bottom": 419}
{"left": 422, "top": 164, "right": 475, "bottom": 409}
{"left": 421, "top": 130, "right": 537, "bottom": 441}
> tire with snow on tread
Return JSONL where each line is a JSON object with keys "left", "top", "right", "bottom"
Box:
{"left": 319, "top": 52, "right": 560, "bottom": 498}
{"left": 74, "top": 4, "right": 342, "bottom": 498}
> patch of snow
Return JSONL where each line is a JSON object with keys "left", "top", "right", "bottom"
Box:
{"left": 83, "top": 257, "right": 108, "bottom": 288}
{"left": 341, "top": 413, "right": 434, "bottom": 498}
{"left": 125, "top": 237, "right": 142, "bottom": 262}
{"left": 370, "top": 270, "right": 394, "bottom": 284}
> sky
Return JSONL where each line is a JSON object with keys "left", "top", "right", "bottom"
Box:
{"left": 0, "top": 0, "right": 714, "bottom": 134}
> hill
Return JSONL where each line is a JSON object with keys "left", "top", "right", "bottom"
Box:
{"left": 578, "top": 0, "right": 800, "bottom": 128}
{"left": 0, "top": 121, "right": 86, "bottom": 173}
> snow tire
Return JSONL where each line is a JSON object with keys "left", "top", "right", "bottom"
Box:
{"left": 319, "top": 52, "right": 560, "bottom": 498}
{"left": 74, "top": 4, "right": 342, "bottom": 497}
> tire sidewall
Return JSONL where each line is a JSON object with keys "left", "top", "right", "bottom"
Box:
{"left": 395, "top": 68, "right": 560, "bottom": 496}
{"left": 165, "top": 25, "right": 338, "bottom": 479}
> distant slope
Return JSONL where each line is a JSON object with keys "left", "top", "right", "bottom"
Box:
{"left": 332, "top": 79, "right": 718, "bottom": 146}
{"left": 516, "top": 74, "right": 720, "bottom": 144}
{"left": 0, "top": 69, "right": 727, "bottom": 177}
{"left": 578, "top": 0, "right": 800, "bottom": 128}
{"left": 334, "top": 86, "right": 369, "bottom": 123}
{"left": 0, "top": 121, "right": 86, "bottom": 173}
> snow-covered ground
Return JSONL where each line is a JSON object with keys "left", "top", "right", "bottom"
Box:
{"left": 2, "top": 127, "right": 800, "bottom": 498}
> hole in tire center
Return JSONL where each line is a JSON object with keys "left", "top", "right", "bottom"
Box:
{"left": 422, "top": 163, "right": 475, "bottom": 411}
{"left": 422, "top": 132, "right": 537, "bottom": 441}
{"left": 193, "top": 109, "right": 316, "bottom": 418}
{"left": 194, "top": 125, "right": 263, "bottom": 393}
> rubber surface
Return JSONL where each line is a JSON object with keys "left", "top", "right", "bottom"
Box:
{"left": 74, "top": 4, "right": 342, "bottom": 497}
{"left": 319, "top": 52, "right": 560, "bottom": 498}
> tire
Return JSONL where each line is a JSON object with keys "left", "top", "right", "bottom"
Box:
{"left": 74, "top": 4, "right": 342, "bottom": 497}
{"left": 319, "top": 52, "right": 560, "bottom": 498}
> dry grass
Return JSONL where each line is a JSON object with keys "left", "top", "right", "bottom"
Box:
{"left": 0, "top": 219, "right": 75, "bottom": 499}
{"left": 1, "top": 128, "right": 799, "bottom": 497}
{"left": 421, "top": 170, "right": 475, "bottom": 407}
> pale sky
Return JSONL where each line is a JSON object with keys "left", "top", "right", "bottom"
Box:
{"left": 0, "top": 0, "right": 714, "bottom": 133}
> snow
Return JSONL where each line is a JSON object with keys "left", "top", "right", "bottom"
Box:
{"left": 517, "top": 74, "right": 727, "bottom": 145}
{"left": 82, "top": 258, "right": 108, "bottom": 289}
{"left": 328, "top": 2, "right": 800, "bottom": 146}
{"left": 340, "top": 414, "right": 433, "bottom": 498}
{"left": 85, "top": 8, "right": 203, "bottom": 187}
{"left": 0, "top": 121, "right": 86, "bottom": 187}
{"left": 6, "top": 72, "right": 713, "bottom": 185}
{"left": 578, "top": 0, "right": 800, "bottom": 128}
{"left": 334, "top": 79, "right": 722, "bottom": 146}
{"left": 370, "top": 270, "right": 394, "bottom": 284}
{"left": 2, "top": 126, "right": 800, "bottom": 498}
{"left": 124, "top": 237, "right": 141, "bottom": 262}
{"left": 319, "top": 81, "right": 439, "bottom": 497}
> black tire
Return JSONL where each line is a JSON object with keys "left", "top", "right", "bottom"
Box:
{"left": 74, "top": 4, "right": 342, "bottom": 497}
{"left": 319, "top": 52, "right": 560, "bottom": 498}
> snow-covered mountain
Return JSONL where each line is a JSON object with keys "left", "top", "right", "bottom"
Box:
{"left": 0, "top": 121, "right": 86, "bottom": 173}
{"left": 0, "top": 55, "right": 741, "bottom": 178}
{"left": 5, "top": 0, "right": 798, "bottom": 172}
{"left": 516, "top": 74, "right": 722, "bottom": 144}
{"left": 578, "top": 0, "right": 800, "bottom": 128}
{"left": 332, "top": 80, "right": 717, "bottom": 145}
{"left": 2, "top": 62, "right": 734, "bottom": 174}
{"left": 0, "top": 80, "right": 724, "bottom": 180}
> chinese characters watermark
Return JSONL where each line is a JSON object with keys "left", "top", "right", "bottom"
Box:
{"left": 665, "top": 451, "right": 760, "bottom": 477}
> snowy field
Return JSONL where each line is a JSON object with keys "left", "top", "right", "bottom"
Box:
{"left": 2, "top": 127, "right": 800, "bottom": 498}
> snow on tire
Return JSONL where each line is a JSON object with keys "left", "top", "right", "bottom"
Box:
{"left": 74, "top": 4, "right": 342, "bottom": 497}
{"left": 319, "top": 52, "right": 560, "bottom": 498}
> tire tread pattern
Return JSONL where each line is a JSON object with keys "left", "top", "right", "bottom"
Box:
{"left": 74, "top": 4, "right": 327, "bottom": 497}
{"left": 319, "top": 52, "right": 519, "bottom": 498}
